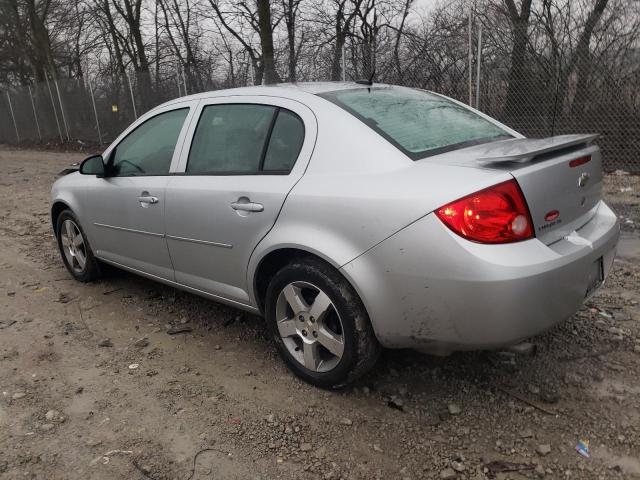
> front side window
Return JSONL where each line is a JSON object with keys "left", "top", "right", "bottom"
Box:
{"left": 319, "top": 87, "right": 511, "bottom": 159}
{"left": 110, "top": 108, "right": 189, "bottom": 176}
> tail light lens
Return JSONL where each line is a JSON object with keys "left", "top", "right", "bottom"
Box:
{"left": 436, "top": 179, "right": 534, "bottom": 244}
{"left": 569, "top": 155, "right": 591, "bottom": 168}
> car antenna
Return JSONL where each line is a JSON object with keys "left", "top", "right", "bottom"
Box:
{"left": 355, "top": 68, "right": 376, "bottom": 87}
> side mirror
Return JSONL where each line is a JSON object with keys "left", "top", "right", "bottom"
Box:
{"left": 79, "top": 154, "right": 105, "bottom": 177}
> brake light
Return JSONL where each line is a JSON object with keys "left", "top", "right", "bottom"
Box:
{"left": 569, "top": 156, "right": 591, "bottom": 168}
{"left": 436, "top": 179, "right": 534, "bottom": 244}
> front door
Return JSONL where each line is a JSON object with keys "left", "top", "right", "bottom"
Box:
{"left": 165, "top": 97, "right": 316, "bottom": 306}
{"left": 82, "top": 104, "right": 194, "bottom": 279}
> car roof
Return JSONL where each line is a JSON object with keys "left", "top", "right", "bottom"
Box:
{"left": 158, "top": 81, "right": 390, "bottom": 109}
{"left": 276, "top": 81, "right": 371, "bottom": 94}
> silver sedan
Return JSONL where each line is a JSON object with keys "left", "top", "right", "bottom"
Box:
{"left": 51, "top": 83, "right": 619, "bottom": 388}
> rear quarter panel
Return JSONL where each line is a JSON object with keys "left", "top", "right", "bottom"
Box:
{"left": 247, "top": 96, "right": 512, "bottom": 304}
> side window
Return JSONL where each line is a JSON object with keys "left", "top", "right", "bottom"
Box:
{"left": 187, "top": 104, "right": 276, "bottom": 174}
{"left": 110, "top": 108, "right": 189, "bottom": 176}
{"left": 263, "top": 110, "right": 305, "bottom": 172}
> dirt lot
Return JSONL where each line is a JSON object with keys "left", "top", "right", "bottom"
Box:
{"left": 1, "top": 146, "right": 639, "bottom": 480}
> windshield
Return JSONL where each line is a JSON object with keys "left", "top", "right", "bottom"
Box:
{"left": 319, "top": 87, "right": 512, "bottom": 160}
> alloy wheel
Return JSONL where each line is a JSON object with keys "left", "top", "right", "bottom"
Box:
{"left": 275, "top": 281, "right": 345, "bottom": 373}
{"left": 60, "top": 219, "right": 87, "bottom": 273}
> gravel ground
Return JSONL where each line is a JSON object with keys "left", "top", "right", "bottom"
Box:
{"left": 605, "top": 172, "right": 640, "bottom": 233}
{"left": 0, "top": 146, "right": 639, "bottom": 480}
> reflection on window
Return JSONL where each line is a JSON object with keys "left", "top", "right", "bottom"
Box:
{"left": 187, "top": 104, "right": 275, "bottom": 174}
{"left": 263, "top": 110, "right": 305, "bottom": 172}
{"left": 112, "top": 108, "right": 189, "bottom": 176}
{"left": 321, "top": 87, "right": 511, "bottom": 159}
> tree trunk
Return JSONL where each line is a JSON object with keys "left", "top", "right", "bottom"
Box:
{"left": 124, "top": 0, "right": 149, "bottom": 74}
{"left": 25, "top": 0, "right": 56, "bottom": 81}
{"left": 331, "top": 33, "right": 346, "bottom": 81}
{"left": 285, "top": 0, "right": 297, "bottom": 82}
{"left": 393, "top": 0, "right": 412, "bottom": 83}
{"left": 571, "top": 0, "right": 609, "bottom": 118}
{"left": 104, "top": 1, "right": 126, "bottom": 75}
{"left": 256, "top": 0, "right": 280, "bottom": 84}
{"left": 503, "top": 0, "right": 533, "bottom": 125}
{"left": 329, "top": 0, "right": 360, "bottom": 81}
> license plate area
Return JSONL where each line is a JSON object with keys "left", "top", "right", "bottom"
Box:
{"left": 585, "top": 256, "right": 604, "bottom": 298}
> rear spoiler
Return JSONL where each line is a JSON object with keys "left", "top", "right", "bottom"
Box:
{"left": 477, "top": 134, "right": 599, "bottom": 164}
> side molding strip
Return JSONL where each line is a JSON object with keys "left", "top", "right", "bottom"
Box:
{"left": 94, "top": 222, "right": 164, "bottom": 238}
{"left": 166, "top": 234, "right": 232, "bottom": 249}
{"left": 93, "top": 223, "right": 233, "bottom": 249}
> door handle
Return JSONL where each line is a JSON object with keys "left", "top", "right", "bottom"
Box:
{"left": 231, "top": 201, "right": 264, "bottom": 212}
{"left": 138, "top": 195, "right": 159, "bottom": 205}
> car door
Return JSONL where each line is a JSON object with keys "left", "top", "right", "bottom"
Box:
{"left": 165, "top": 96, "right": 317, "bottom": 306}
{"left": 81, "top": 101, "right": 197, "bottom": 279}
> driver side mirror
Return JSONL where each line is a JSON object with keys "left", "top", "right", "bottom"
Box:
{"left": 79, "top": 154, "right": 106, "bottom": 177}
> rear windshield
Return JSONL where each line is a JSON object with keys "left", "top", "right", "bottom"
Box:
{"left": 319, "top": 87, "right": 512, "bottom": 160}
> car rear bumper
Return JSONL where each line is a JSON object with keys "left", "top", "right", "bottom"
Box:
{"left": 340, "top": 200, "right": 619, "bottom": 351}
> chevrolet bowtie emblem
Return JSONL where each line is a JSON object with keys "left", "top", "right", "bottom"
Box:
{"left": 578, "top": 172, "right": 590, "bottom": 188}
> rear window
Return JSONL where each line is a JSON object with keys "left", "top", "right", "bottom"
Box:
{"left": 319, "top": 87, "right": 511, "bottom": 160}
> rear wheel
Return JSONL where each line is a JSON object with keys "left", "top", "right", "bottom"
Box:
{"left": 265, "top": 258, "right": 380, "bottom": 388}
{"left": 56, "top": 210, "right": 101, "bottom": 282}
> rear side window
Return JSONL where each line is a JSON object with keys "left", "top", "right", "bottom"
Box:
{"left": 186, "top": 104, "right": 305, "bottom": 174}
{"left": 263, "top": 110, "right": 305, "bottom": 172}
{"left": 187, "top": 104, "right": 275, "bottom": 174}
{"left": 111, "top": 108, "right": 189, "bottom": 176}
{"left": 319, "top": 87, "right": 511, "bottom": 160}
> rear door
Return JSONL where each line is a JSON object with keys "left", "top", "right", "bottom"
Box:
{"left": 165, "top": 96, "right": 317, "bottom": 306}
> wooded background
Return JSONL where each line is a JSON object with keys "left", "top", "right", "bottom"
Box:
{"left": 0, "top": 0, "right": 638, "bottom": 171}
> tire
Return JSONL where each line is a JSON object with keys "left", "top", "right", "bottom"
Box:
{"left": 56, "top": 209, "right": 101, "bottom": 282}
{"left": 265, "top": 258, "right": 380, "bottom": 388}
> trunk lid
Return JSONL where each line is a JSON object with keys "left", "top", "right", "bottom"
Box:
{"left": 428, "top": 135, "right": 603, "bottom": 245}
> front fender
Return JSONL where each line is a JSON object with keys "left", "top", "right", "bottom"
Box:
{"left": 50, "top": 173, "right": 87, "bottom": 236}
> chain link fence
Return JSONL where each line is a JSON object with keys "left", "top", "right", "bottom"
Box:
{"left": 474, "top": 56, "right": 640, "bottom": 175}
{"left": 1, "top": 49, "right": 639, "bottom": 173}
{"left": 0, "top": 72, "right": 182, "bottom": 148}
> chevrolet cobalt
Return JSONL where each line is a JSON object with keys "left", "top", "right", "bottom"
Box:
{"left": 51, "top": 83, "right": 619, "bottom": 387}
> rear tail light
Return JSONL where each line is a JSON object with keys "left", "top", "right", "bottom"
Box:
{"left": 436, "top": 179, "right": 534, "bottom": 244}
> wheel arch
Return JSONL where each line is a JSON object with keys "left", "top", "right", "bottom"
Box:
{"left": 251, "top": 246, "right": 346, "bottom": 315}
{"left": 51, "top": 200, "right": 73, "bottom": 237}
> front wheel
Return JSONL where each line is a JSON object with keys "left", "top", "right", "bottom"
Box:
{"left": 56, "top": 210, "right": 101, "bottom": 282}
{"left": 265, "top": 258, "right": 380, "bottom": 388}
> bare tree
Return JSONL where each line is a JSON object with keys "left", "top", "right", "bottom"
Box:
{"left": 257, "top": 0, "right": 281, "bottom": 83}
{"left": 96, "top": 0, "right": 127, "bottom": 75}
{"left": 158, "top": 0, "right": 205, "bottom": 90}
{"left": 0, "top": 0, "right": 638, "bottom": 172}
{"left": 571, "top": 0, "right": 610, "bottom": 116}
{"left": 391, "top": 0, "right": 413, "bottom": 82}
{"left": 281, "top": 0, "right": 304, "bottom": 82}
{"left": 330, "top": 0, "right": 361, "bottom": 80}
{"left": 0, "top": 0, "right": 34, "bottom": 84}
{"left": 206, "top": 0, "right": 281, "bottom": 85}
{"left": 502, "top": 0, "right": 534, "bottom": 119}
{"left": 111, "top": 0, "right": 150, "bottom": 74}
